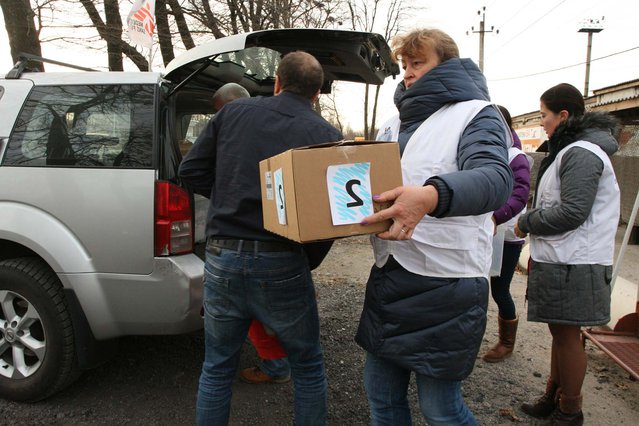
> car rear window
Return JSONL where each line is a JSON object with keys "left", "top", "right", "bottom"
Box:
{"left": 2, "top": 84, "right": 154, "bottom": 168}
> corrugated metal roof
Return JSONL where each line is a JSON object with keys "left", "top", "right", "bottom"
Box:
{"left": 592, "top": 78, "right": 639, "bottom": 93}
{"left": 588, "top": 81, "right": 639, "bottom": 108}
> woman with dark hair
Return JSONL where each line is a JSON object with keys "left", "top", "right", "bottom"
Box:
{"left": 515, "top": 83, "right": 620, "bottom": 425}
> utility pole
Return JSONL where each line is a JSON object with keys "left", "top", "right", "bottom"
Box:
{"left": 578, "top": 17, "right": 604, "bottom": 97}
{"left": 467, "top": 6, "right": 498, "bottom": 73}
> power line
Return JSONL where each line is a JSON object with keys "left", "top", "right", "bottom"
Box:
{"left": 495, "top": 0, "right": 567, "bottom": 51}
{"left": 493, "top": 0, "right": 536, "bottom": 33}
{"left": 489, "top": 46, "right": 639, "bottom": 81}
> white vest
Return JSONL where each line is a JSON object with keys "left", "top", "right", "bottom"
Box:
{"left": 497, "top": 147, "right": 533, "bottom": 243}
{"left": 372, "top": 100, "right": 495, "bottom": 278}
{"left": 530, "top": 141, "right": 619, "bottom": 265}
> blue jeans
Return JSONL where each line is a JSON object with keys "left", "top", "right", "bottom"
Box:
{"left": 364, "top": 352, "right": 477, "bottom": 426}
{"left": 196, "top": 246, "right": 326, "bottom": 426}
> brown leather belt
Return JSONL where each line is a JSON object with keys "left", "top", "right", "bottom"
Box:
{"left": 207, "top": 238, "right": 300, "bottom": 253}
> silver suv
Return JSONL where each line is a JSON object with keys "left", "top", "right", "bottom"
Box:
{"left": 0, "top": 29, "right": 397, "bottom": 401}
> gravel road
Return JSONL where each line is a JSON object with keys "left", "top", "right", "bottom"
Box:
{"left": 1, "top": 234, "right": 638, "bottom": 425}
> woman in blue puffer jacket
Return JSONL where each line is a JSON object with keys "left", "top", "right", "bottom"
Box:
{"left": 357, "top": 28, "right": 513, "bottom": 425}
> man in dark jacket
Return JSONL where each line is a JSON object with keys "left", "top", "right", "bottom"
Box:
{"left": 179, "top": 51, "right": 341, "bottom": 426}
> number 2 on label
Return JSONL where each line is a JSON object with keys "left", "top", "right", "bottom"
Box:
{"left": 346, "top": 179, "right": 364, "bottom": 207}
{"left": 326, "top": 162, "right": 372, "bottom": 225}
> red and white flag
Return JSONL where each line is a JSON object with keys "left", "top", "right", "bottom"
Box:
{"left": 127, "top": 0, "right": 156, "bottom": 48}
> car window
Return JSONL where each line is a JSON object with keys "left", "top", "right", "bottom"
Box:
{"left": 219, "top": 47, "right": 279, "bottom": 82}
{"left": 2, "top": 84, "right": 154, "bottom": 168}
{"left": 170, "top": 88, "right": 217, "bottom": 158}
{"left": 178, "top": 113, "right": 212, "bottom": 155}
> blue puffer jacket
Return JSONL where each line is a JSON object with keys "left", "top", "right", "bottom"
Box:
{"left": 355, "top": 58, "right": 512, "bottom": 380}
{"left": 396, "top": 58, "right": 511, "bottom": 217}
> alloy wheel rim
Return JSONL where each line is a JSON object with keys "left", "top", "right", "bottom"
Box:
{"left": 0, "top": 290, "right": 46, "bottom": 379}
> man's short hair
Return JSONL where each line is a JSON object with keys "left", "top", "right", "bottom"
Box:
{"left": 213, "top": 82, "right": 250, "bottom": 111}
{"left": 276, "top": 51, "right": 324, "bottom": 99}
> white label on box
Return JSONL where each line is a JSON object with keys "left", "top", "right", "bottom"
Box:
{"left": 327, "top": 162, "right": 373, "bottom": 225}
{"left": 264, "top": 171, "right": 274, "bottom": 200}
{"left": 274, "top": 168, "right": 287, "bottom": 225}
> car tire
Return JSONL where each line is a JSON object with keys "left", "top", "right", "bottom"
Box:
{"left": 0, "top": 257, "right": 79, "bottom": 401}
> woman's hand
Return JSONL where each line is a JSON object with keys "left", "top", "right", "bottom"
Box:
{"left": 514, "top": 222, "right": 527, "bottom": 238}
{"left": 361, "top": 185, "right": 439, "bottom": 240}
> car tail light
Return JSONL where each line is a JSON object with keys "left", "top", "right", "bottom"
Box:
{"left": 154, "top": 181, "right": 193, "bottom": 256}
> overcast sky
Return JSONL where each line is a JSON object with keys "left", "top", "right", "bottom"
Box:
{"left": 0, "top": 0, "right": 637, "bottom": 129}
{"left": 342, "top": 0, "right": 639, "bottom": 129}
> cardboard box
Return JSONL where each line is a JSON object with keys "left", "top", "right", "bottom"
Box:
{"left": 259, "top": 140, "right": 402, "bottom": 242}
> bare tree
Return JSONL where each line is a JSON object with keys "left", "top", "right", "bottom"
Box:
{"left": 320, "top": 90, "right": 361, "bottom": 139}
{"left": 51, "top": 1, "right": 318, "bottom": 68}
{"left": 152, "top": 0, "right": 195, "bottom": 65}
{"left": 71, "top": 0, "right": 199, "bottom": 70}
{"left": 320, "top": 89, "right": 344, "bottom": 134}
{"left": 344, "top": 0, "right": 412, "bottom": 138}
{"left": 155, "top": 0, "right": 172, "bottom": 65}
{"left": 0, "top": 0, "right": 44, "bottom": 70}
{"left": 180, "top": 0, "right": 346, "bottom": 35}
{"left": 2, "top": 0, "right": 367, "bottom": 79}
{"left": 180, "top": 0, "right": 226, "bottom": 38}
{"left": 77, "top": 0, "right": 148, "bottom": 70}
{"left": 103, "top": 0, "right": 123, "bottom": 70}
{"left": 168, "top": 0, "right": 195, "bottom": 50}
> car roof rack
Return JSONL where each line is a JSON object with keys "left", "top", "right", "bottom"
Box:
{"left": 6, "top": 52, "right": 99, "bottom": 79}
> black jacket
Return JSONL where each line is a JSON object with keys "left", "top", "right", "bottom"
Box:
{"left": 178, "top": 92, "right": 342, "bottom": 265}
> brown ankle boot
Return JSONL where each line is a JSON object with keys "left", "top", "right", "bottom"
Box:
{"left": 521, "top": 378, "right": 558, "bottom": 418}
{"left": 483, "top": 316, "right": 518, "bottom": 362}
{"left": 541, "top": 394, "right": 583, "bottom": 426}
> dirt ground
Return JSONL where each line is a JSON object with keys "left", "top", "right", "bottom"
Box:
{"left": 1, "top": 231, "right": 638, "bottom": 425}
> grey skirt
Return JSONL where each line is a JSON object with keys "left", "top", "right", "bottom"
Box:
{"left": 527, "top": 260, "right": 612, "bottom": 326}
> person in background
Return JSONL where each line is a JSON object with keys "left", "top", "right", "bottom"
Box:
{"left": 356, "top": 28, "right": 512, "bottom": 425}
{"left": 482, "top": 105, "right": 532, "bottom": 363}
{"left": 179, "top": 51, "right": 340, "bottom": 426}
{"left": 515, "top": 83, "right": 620, "bottom": 426}
{"left": 241, "top": 319, "right": 290, "bottom": 384}
{"left": 211, "top": 82, "right": 249, "bottom": 112}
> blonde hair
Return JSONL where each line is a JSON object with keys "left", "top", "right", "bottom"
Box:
{"left": 391, "top": 29, "right": 459, "bottom": 63}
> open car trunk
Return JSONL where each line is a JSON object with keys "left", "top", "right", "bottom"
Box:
{"left": 163, "top": 28, "right": 400, "bottom": 258}
{"left": 164, "top": 28, "right": 399, "bottom": 96}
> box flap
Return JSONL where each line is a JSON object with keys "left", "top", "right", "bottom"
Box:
{"left": 291, "top": 139, "right": 397, "bottom": 151}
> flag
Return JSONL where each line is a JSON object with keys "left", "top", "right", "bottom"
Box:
{"left": 127, "top": 0, "right": 156, "bottom": 48}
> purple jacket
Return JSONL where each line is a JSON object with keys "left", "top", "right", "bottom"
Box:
{"left": 493, "top": 130, "right": 531, "bottom": 231}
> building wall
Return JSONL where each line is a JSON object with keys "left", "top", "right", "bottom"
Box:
{"left": 512, "top": 79, "right": 639, "bottom": 151}
{"left": 515, "top": 125, "right": 546, "bottom": 152}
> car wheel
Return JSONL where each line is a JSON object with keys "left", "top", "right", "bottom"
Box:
{"left": 0, "top": 257, "right": 79, "bottom": 401}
